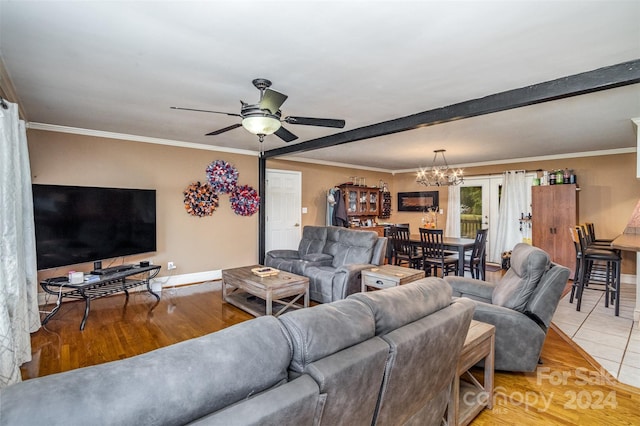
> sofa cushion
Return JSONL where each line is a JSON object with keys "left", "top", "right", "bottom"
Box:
{"left": 349, "top": 277, "right": 453, "bottom": 336}
{"left": 298, "top": 226, "right": 328, "bottom": 256}
{"left": 492, "top": 243, "right": 550, "bottom": 312}
{"left": 301, "top": 252, "right": 333, "bottom": 263}
{"left": 279, "top": 299, "right": 375, "bottom": 372}
{"left": 324, "top": 228, "right": 378, "bottom": 268}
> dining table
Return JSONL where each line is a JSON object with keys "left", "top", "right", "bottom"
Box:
{"left": 410, "top": 234, "right": 476, "bottom": 277}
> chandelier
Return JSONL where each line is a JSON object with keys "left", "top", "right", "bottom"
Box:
{"left": 416, "top": 149, "right": 464, "bottom": 187}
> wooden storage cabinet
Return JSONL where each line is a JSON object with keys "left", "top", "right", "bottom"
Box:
{"left": 341, "top": 185, "right": 379, "bottom": 216}
{"left": 531, "top": 184, "right": 577, "bottom": 275}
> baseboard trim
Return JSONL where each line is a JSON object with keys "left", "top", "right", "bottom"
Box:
{"left": 621, "top": 273, "right": 636, "bottom": 285}
{"left": 150, "top": 269, "right": 222, "bottom": 288}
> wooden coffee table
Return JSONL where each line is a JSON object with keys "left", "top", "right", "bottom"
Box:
{"left": 221, "top": 265, "right": 309, "bottom": 317}
{"left": 447, "top": 320, "right": 495, "bottom": 426}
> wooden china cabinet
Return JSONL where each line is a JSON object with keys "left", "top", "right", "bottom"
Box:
{"left": 340, "top": 184, "right": 380, "bottom": 217}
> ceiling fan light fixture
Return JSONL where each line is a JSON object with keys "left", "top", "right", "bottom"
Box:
{"left": 241, "top": 115, "right": 282, "bottom": 136}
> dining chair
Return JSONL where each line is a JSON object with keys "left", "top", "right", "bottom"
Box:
{"left": 419, "top": 228, "right": 458, "bottom": 277}
{"left": 389, "top": 225, "right": 422, "bottom": 269}
{"left": 465, "top": 228, "right": 488, "bottom": 280}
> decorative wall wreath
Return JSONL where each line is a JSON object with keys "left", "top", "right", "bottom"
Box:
{"left": 230, "top": 185, "right": 260, "bottom": 216}
{"left": 183, "top": 181, "right": 219, "bottom": 217}
{"left": 206, "top": 160, "right": 239, "bottom": 194}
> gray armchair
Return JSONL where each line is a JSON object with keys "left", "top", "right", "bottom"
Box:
{"left": 444, "top": 243, "right": 570, "bottom": 372}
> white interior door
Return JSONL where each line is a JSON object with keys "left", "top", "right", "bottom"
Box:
{"left": 266, "top": 169, "right": 302, "bottom": 253}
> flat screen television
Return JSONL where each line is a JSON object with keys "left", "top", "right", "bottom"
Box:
{"left": 32, "top": 184, "right": 157, "bottom": 270}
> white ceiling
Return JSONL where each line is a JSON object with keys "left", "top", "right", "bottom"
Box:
{"left": 1, "top": 1, "right": 639, "bottom": 172}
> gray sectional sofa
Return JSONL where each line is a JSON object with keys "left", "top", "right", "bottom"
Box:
{"left": 0, "top": 277, "right": 474, "bottom": 426}
{"left": 265, "top": 226, "right": 387, "bottom": 303}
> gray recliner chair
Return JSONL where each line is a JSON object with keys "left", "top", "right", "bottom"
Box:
{"left": 444, "top": 243, "right": 570, "bottom": 372}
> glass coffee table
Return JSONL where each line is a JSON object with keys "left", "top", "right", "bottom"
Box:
{"left": 221, "top": 265, "right": 309, "bottom": 317}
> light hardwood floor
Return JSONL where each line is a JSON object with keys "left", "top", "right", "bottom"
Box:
{"left": 23, "top": 273, "right": 640, "bottom": 425}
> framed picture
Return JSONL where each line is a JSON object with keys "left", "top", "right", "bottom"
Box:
{"left": 397, "top": 191, "right": 439, "bottom": 212}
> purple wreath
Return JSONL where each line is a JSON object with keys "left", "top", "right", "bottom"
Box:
{"left": 206, "top": 160, "right": 239, "bottom": 194}
{"left": 230, "top": 185, "right": 260, "bottom": 216}
{"left": 183, "top": 181, "right": 219, "bottom": 217}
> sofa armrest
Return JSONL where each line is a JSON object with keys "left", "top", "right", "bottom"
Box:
{"left": 444, "top": 276, "right": 494, "bottom": 303}
{"left": 332, "top": 264, "right": 376, "bottom": 300}
{"left": 266, "top": 249, "right": 301, "bottom": 260}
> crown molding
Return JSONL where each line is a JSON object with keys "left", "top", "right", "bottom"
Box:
{"left": 26, "top": 123, "right": 259, "bottom": 157}
{"left": 392, "top": 147, "right": 637, "bottom": 174}
{"left": 273, "top": 155, "right": 392, "bottom": 174}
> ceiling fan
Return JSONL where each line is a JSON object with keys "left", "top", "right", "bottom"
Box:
{"left": 171, "top": 78, "right": 346, "bottom": 143}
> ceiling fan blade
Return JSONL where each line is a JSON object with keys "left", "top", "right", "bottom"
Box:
{"left": 260, "top": 89, "right": 288, "bottom": 114}
{"left": 274, "top": 126, "right": 298, "bottom": 143}
{"left": 284, "top": 116, "right": 346, "bottom": 128}
{"left": 171, "top": 106, "right": 242, "bottom": 118}
{"left": 205, "top": 123, "right": 242, "bottom": 136}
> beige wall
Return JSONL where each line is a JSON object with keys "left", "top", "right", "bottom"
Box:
{"left": 28, "top": 128, "right": 640, "bottom": 279}
{"left": 266, "top": 159, "right": 393, "bottom": 228}
{"left": 391, "top": 152, "right": 640, "bottom": 273}
{"left": 28, "top": 129, "right": 259, "bottom": 282}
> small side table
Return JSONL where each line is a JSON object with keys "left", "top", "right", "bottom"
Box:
{"left": 361, "top": 264, "right": 425, "bottom": 292}
{"left": 447, "top": 320, "right": 495, "bottom": 426}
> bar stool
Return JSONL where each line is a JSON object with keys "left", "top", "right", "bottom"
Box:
{"left": 568, "top": 227, "right": 583, "bottom": 304}
{"left": 574, "top": 226, "right": 621, "bottom": 316}
{"left": 579, "top": 223, "right": 620, "bottom": 291}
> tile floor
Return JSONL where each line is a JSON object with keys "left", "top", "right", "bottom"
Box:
{"left": 552, "top": 282, "right": 640, "bottom": 388}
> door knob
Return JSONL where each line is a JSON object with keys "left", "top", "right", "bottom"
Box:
{"left": 294, "top": 223, "right": 300, "bottom": 227}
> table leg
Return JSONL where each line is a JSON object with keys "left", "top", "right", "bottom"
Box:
{"left": 146, "top": 280, "right": 161, "bottom": 302}
{"left": 42, "top": 302, "right": 61, "bottom": 325}
{"left": 222, "top": 278, "right": 228, "bottom": 302}
{"left": 457, "top": 246, "right": 466, "bottom": 276}
{"left": 486, "top": 333, "right": 495, "bottom": 409}
{"left": 447, "top": 373, "right": 460, "bottom": 425}
{"left": 304, "top": 287, "right": 309, "bottom": 308}
{"left": 80, "top": 296, "right": 91, "bottom": 331}
{"left": 266, "top": 289, "right": 273, "bottom": 316}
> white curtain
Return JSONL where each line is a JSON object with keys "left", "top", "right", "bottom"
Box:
{"left": 0, "top": 101, "right": 41, "bottom": 388}
{"left": 489, "top": 170, "right": 528, "bottom": 264}
{"left": 445, "top": 184, "right": 460, "bottom": 238}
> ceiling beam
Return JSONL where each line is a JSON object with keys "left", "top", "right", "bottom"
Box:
{"left": 263, "top": 59, "right": 640, "bottom": 159}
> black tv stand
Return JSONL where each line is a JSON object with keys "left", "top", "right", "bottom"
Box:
{"left": 92, "top": 264, "right": 134, "bottom": 275}
{"left": 40, "top": 265, "right": 161, "bottom": 330}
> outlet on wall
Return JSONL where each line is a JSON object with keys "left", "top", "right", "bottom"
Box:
{"left": 168, "top": 261, "right": 176, "bottom": 270}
